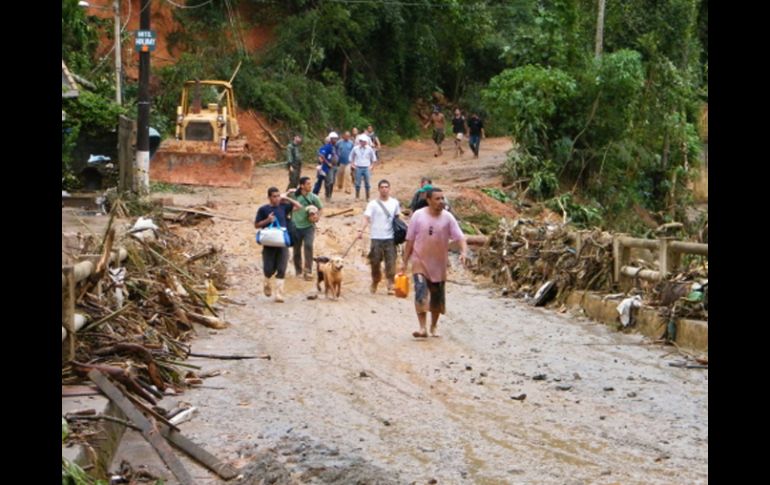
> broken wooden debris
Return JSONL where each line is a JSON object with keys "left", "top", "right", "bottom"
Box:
{"left": 65, "top": 413, "right": 142, "bottom": 432}
{"left": 473, "top": 218, "right": 706, "bottom": 320}
{"left": 160, "top": 425, "right": 241, "bottom": 480}
{"left": 324, "top": 207, "right": 356, "bottom": 218}
{"left": 164, "top": 206, "right": 244, "bottom": 222}
{"left": 186, "top": 311, "right": 228, "bottom": 329}
{"left": 188, "top": 352, "right": 270, "bottom": 360}
{"left": 62, "top": 211, "right": 233, "bottom": 404}
{"left": 88, "top": 368, "right": 240, "bottom": 481}
{"left": 88, "top": 369, "right": 197, "bottom": 485}
{"left": 668, "top": 361, "right": 708, "bottom": 369}
{"left": 73, "top": 361, "right": 157, "bottom": 405}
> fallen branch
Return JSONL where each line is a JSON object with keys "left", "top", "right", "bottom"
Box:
{"left": 251, "top": 112, "right": 283, "bottom": 149}
{"left": 94, "top": 343, "right": 166, "bottom": 391}
{"left": 324, "top": 207, "right": 355, "bottom": 218}
{"left": 88, "top": 370, "right": 195, "bottom": 484}
{"left": 185, "top": 311, "right": 229, "bottom": 329}
{"left": 185, "top": 247, "right": 218, "bottom": 264}
{"left": 188, "top": 352, "right": 270, "bottom": 360}
{"left": 164, "top": 206, "right": 244, "bottom": 222}
{"left": 94, "top": 227, "right": 116, "bottom": 277}
{"left": 72, "top": 361, "right": 157, "bottom": 405}
{"left": 668, "top": 362, "right": 708, "bottom": 369}
{"left": 65, "top": 413, "right": 142, "bottom": 431}
{"left": 80, "top": 302, "right": 134, "bottom": 333}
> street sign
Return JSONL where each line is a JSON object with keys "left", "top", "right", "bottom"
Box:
{"left": 135, "top": 30, "right": 157, "bottom": 52}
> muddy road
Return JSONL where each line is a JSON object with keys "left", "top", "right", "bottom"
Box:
{"left": 116, "top": 138, "right": 707, "bottom": 484}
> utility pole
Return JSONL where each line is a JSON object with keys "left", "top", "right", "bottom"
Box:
{"left": 113, "top": 0, "right": 122, "bottom": 105}
{"left": 135, "top": 0, "right": 151, "bottom": 194}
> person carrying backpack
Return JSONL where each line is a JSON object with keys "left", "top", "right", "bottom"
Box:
{"left": 357, "top": 179, "right": 401, "bottom": 295}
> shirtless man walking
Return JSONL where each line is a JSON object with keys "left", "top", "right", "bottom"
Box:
{"left": 424, "top": 106, "right": 446, "bottom": 157}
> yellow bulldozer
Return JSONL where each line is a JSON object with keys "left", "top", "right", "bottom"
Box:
{"left": 150, "top": 80, "right": 254, "bottom": 187}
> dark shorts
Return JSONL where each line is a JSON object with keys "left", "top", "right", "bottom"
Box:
{"left": 432, "top": 129, "right": 445, "bottom": 145}
{"left": 413, "top": 273, "right": 445, "bottom": 314}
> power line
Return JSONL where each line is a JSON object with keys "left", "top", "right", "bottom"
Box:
{"left": 163, "top": 0, "right": 216, "bottom": 9}
{"left": 163, "top": 0, "right": 526, "bottom": 11}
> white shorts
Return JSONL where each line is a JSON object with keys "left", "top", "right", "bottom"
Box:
{"left": 455, "top": 133, "right": 464, "bottom": 141}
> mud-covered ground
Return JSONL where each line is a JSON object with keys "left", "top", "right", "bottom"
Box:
{"left": 112, "top": 138, "right": 707, "bottom": 484}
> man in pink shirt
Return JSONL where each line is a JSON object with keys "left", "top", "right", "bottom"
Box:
{"left": 401, "top": 187, "right": 467, "bottom": 338}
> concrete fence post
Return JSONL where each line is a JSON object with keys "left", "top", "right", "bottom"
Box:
{"left": 658, "top": 237, "right": 672, "bottom": 279}
{"left": 613, "top": 235, "right": 630, "bottom": 285}
{"left": 62, "top": 266, "right": 76, "bottom": 361}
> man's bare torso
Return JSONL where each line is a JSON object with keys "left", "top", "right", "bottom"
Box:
{"left": 431, "top": 112, "right": 445, "bottom": 129}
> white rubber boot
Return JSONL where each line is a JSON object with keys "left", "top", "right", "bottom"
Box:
{"left": 274, "top": 278, "right": 285, "bottom": 303}
{"left": 263, "top": 276, "right": 273, "bottom": 297}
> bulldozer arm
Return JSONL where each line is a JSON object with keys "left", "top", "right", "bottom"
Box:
{"left": 150, "top": 139, "right": 254, "bottom": 188}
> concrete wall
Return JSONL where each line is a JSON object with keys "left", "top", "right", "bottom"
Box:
{"left": 566, "top": 291, "right": 708, "bottom": 353}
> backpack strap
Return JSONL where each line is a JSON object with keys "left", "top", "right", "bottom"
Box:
{"left": 375, "top": 199, "right": 395, "bottom": 221}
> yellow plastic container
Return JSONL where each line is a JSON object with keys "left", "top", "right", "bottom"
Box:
{"left": 394, "top": 273, "right": 410, "bottom": 298}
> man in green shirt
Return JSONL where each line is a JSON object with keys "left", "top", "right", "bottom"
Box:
{"left": 286, "top": 134, "right": 303, "bottom": 190}
{"left": 290, "top": 176, "right": 324, "bottom": 280}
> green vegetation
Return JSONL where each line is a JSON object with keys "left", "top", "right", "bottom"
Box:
{"left": 481, "top": 187, "right": 510, "bottom": 204}
{"left": 462, "top": 213, "right": 501, "bottom": 235}
{"left": 62, "top": 0, "right": 707, "bottom": 234}
{"left": 482, "top": 0, "right": 705, "bottom": 229}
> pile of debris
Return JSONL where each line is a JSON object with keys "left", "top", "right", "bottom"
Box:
{"left": 62, "top": 211, "right": 230, "bottom": 405}
{"left": 650, "top": 265, "right": 708, "bottom": 321}
{"left": 475, "top": 218, "right": 614, "bottom": 305}
{"left": 474, "top": 218, "right": 708, "bottom": 321}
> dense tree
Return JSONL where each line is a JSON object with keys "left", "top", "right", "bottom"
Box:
{"left": 64, "top": 0, "right": 707, "bottom": 229}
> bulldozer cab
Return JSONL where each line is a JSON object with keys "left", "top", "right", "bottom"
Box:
{"left": 150, "top": 80, "right": 254, "bottom": 187}
{"left": 176, "top": 80, "right": 240, "bottom": 143}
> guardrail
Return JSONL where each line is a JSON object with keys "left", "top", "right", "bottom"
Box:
{"left": 611, "top": 235, "right": 707, "bottom": 285}
{"left": 62, "top": 248, "right": 128, "bottom": 360}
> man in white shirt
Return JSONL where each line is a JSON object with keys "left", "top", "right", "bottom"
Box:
{"left": 357, "top": 179, "right": 400, "bottom": 295}
{"left": 349, "top": 135, "right": 378, "bottom": 200}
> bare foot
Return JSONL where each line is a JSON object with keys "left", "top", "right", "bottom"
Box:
{"left": 430, "top": 332, "right": 441, "bottom": 338}
{"left": 412, "top": 331, "right": 428, "bottom": 338}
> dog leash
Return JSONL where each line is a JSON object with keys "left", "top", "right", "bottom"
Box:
{"left": 341, "top": 237, "right": 358, "bottom": 259}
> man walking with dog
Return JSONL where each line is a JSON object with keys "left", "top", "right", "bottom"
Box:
{"left": 255, "top": 187, "right": 303, "bottom": 302}
{"left": 290, "top": 176, "right": 323, "bottom": 280}
{"left": 401, "top": 187, "right": 467, "bottom": 338}
{"left": 357, "top": 179, "right": 401, "bottom": 295}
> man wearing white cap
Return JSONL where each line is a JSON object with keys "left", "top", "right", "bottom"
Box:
{"left": 349, "top": 133, "right": 377, "bottom": 200}
{"left": 313, "top": 132, "right": 339, "bottom": 200}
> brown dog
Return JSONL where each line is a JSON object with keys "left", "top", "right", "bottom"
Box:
{"left": 314, "top": 256, "right": 344, "bottom": 299}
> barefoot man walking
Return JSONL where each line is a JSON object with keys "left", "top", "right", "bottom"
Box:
{"left": 401, "top": 187, "right": 467, "bottom": 338}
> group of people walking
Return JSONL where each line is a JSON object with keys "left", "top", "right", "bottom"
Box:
{"left": 424, "top": 107, "right": 485, "bottom": 158}
{"left": 287, "top": 126, "right": 382, "bottom": 205}
{"left": 256, "top": 109, "right": 476, "bottom": 338}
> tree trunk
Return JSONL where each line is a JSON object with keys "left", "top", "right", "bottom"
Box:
{"left": 595, "top": 0, "right": 606, "bottom": 59}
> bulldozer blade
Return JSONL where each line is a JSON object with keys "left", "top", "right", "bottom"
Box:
{"left": 150, "top": 141, "right": 255, "bottom": 188}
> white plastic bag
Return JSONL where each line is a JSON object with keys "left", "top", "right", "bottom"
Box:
{"left": 256, "top": 220, "right": 291, "bottom": 247}
{"left": 616, "top": 295, "right": 642, "bottom": 327}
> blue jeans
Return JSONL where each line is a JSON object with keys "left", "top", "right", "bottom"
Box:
{"left": 354, "top": 166, "right": 371, "bottom": 192}
{"left": 324, "top": 167, "right": 337, "bottom": 199}
{"left": 469, "top": 134, "right": 481, "bottom": 156}
{"left": 312, "top": 173, "right": 326, "bottom": 195}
